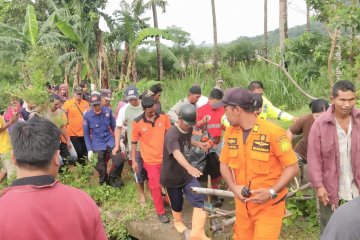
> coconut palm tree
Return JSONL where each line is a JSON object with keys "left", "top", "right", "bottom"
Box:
{"left": 279, "top": 0, "right": 288, "bottom": 67}
{"left": 306, "top": 1, "right": 310, "bottom": 32}
{"left": 211, "top": 0, "right": 219, "bottom": 75}
{"left": 264, "top": 0, "right": 268, "bottom": 59}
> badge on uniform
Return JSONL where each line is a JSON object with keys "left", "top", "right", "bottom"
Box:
{"left": 158, "top": 122, "right": 163, "bottom": 127}
{"left": 259, "top": 134, "right": 266, "bottom": 141}
{"left": 252, "top": 140, "right": 270, "bottom": 152}
{"left": 142, "top": 126, "right": 147, "bottom": 132}
{"left": 253, "top": 124, "right": 259, "bottom": 133}
{"left": 228, "top": 138, "right": 238, "bottom": 149}
{"left": 105, "top": 112, "right": 110, "bottom": 118}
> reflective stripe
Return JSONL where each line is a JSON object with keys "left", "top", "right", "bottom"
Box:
{"left": 207, "top": 124, "right": 222, "bottom": 129}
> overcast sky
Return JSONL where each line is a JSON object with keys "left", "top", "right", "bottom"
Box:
{"left": 101, "top": 0, "right": 308, "bottom": 45}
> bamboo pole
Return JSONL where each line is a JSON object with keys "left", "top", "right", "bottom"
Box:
{"left": 211, "top": 217, "right": 236, "bottom": 232}
{"left": 191, "top": 187, "right": 235, "bottom": 198}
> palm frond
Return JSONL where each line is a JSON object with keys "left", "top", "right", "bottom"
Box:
{"left": 0, "top": 36, "right": 26, "bottom": 46}
{"left": 131, "top": 27, "right": 173, "bottom": 49}
{"left": 38, "top": 32, "right": 66, "bottom": 46}
{"left": 0, "top": 23, "right": 25, "bottom": 40}
{"left": 56, "top": 51, "right": 80, "bottom": 64}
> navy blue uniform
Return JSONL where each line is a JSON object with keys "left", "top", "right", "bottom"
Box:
{"left": 83, "top": 107, "right": 123, "bottom": 184}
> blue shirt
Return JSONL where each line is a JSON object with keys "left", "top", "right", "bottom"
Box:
{"left": 83, "top": 107, "right": 116, "bottom": 151}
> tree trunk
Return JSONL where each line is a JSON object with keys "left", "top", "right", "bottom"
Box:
{"left": 113, "top": 48, "right": 119, "bottom": 80}
{"left": 96, "top": 28, "right": 108, "bottom": 89}
{"left": 211, "top": 0, "right": 219, "bottom": 76}
{"left": 328, "top": 29, "right": 339, "bottom": 90}
{"left": 152, "top": 2, "right": 163, "bottom": 81}
{"left": 279, "top": 0, "right": 287, "bottom": 67}
{"left": 131, "top": 55, "right": 138, "bottom": 83}
{"left": 63, "top": 47, "right": 69, "bottom": 84}
{"left": 349, "top": 28, "right": 354, "bottom": 65}
{"left": 284, "top": 0, "right": 288, "bottom": 39}
{"left": 75, "top": 60, "right": 81, "bottom": 86}
{"left": 306, "top": 2, "right": 310, "bottom": 32}
{"left": 335, "top": 29, "right": 342, "bottom": 81}
{"left": 64, "top": 63, "right": 69, "bottom": 85}
{"left": 119, "top": 43, "right": 129, "bottom": 90}
{"left": 263, "top": 0, "right": 268, "bottom": 59}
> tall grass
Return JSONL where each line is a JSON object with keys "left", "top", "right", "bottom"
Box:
{"left": 158, "top": 62, "right": 329, "bottom": 112}
{"left": 111, "top": 61, "right": 332, "bottom": 113}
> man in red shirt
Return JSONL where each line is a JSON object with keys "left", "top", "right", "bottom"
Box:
{"left": 195, "top": 88, "right": 225, "bottom": 206}
{"left": 0, "top": 116, "right": 107, "bottom": 240}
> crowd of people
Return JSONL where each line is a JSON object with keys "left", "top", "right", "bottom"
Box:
{"left": 0, "top": 78, "right": 359, "bottom": 240}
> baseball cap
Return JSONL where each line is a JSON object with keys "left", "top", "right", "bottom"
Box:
{"left": 140, "top": 89, "right": 154, "bottom": 100}
{"left": 189, "top": 85, "right": 201, "bottom": 95}
{"left": 74, "top": 86, "right": 83, "bottom": 94}
{"left": 100, "top": 89, "right": 113, "bottom": 101}
{"left": 90, "top": 93, "right": 101, "bottom": 106}
{"left": 213, "top": 87, "right": 257, "bottom": 109}
{"left": 125, "top": 86, "right": 139, "bottom": 100}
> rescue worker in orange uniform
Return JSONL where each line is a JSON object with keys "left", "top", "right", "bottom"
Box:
{"left": 215, "top": 87, "right": 299, "bottom": 240}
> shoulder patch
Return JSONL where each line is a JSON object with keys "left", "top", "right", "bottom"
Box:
{"left": 279, "top": 137, "right": 291, "bottom": 152}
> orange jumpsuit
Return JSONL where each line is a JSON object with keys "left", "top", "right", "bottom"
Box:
{"left": 220, "top": 117, "right": 297, "bottom": 240}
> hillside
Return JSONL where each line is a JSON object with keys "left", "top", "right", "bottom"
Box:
{"left": 225, "top": 21, "right": 326, "bottom": 47}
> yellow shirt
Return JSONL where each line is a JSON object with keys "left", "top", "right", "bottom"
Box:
{"left": 0, "top": 116, "right": 12, "bottom": 153}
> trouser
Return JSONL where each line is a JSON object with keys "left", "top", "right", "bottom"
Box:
{"left": 143, "top": 163, "right": 165, "bottom": 215}
{"left": 134, "top": 151, "right": 148, "bottom": 184}
{"left": 59, "top": 142, "right": 78, "bottom": 165}
{"left": 296, "top": 153, "right": 308, "bottom": 185}
{"left": 166, "top": 178, "right": 205, "bottom": 212}
{"left": 0, "top": 153, "right": 15, "bottom": 177}
{"left": 234, "top": 199, "right": 285, "bottom": 240}
{"left": 94, "top": 146, "right": 124, "bottom": 184}
{"left": 70, "top": 136, "right": 87, "bottom": 164}
{"left": 199, "top": 152, "right": 221, "bottom": 188}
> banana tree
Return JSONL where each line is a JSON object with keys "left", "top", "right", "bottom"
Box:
{"left": 0, "top": 4, "right": 64, "bottom": 63}
{"left": 53, "top": 14, "right": 97, "bottom": 87}
{"left": 132, "top": 0, "right": 168, "bottom": 81}
{"left": 125, "top": 27, "right": 179, "bottom": 83}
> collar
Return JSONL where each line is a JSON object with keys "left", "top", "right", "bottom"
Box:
{"left": 142, "top": 112, "right": 160, "bottom": 126}
{"left": 10, "top": 175, "right": 56, "bottom": 187}
{"left": 175, "top": 123, "right": 189, "bottom": 134}
{"left": 89, "top": 107, "right": 109, "bottom": 117}
{"left": 322, "top": 105, "right": 360, "bottom": 124}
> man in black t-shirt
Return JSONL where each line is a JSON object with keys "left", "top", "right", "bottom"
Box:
{"left": 160, "top": 104, "right": 210, "bottom": 240}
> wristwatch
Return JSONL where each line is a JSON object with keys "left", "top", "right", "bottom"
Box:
{"left": 269, "top": 188, "right": 278, "bottom": 199}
